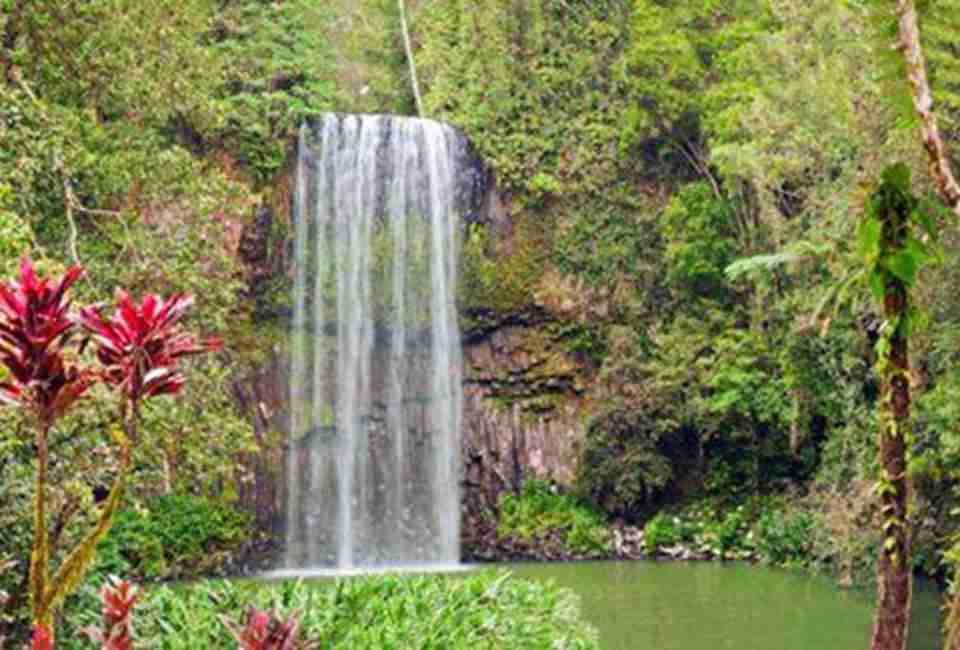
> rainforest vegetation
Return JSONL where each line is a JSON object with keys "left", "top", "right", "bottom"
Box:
{"left": 2, "top": 0, "right": 960, "bottom": 648}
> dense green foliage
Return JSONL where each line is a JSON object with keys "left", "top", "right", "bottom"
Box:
{"left": 57, "top": 571, "right": 597, "bottom": 649}
{"left": 498, "top": 480, "right": 612, "bottom": 557}
{"left": 642, "top": 499, "right": 813, "bottom": 567}
{"left": 415, "top": 0, "right": 960, "bottom": 592}
{"left": 4, "top": 0, "right": 960, "bottom": 643}
{"left": 1, "top": 490, "right": 255, "bottom": 640}
{"left": 96, "top": 494, "right": 252, "bottom": 581}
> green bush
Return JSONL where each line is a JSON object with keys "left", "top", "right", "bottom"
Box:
{"left": 61, "top": 571, "right": 598, "bottom": 649}
{"left": 662, "top": 182, "right": 739, "bottom": 300}
{"left": 753, "top": 508, "right": 814, "bottom": 567}
{"left": 643, "top": 513, "right": 682, "bottom": 553}
{"left": 704, "top": 509, "right": 748, "bottom": 554}
{"left": 96, "top": 493, "right": 253, "bottom": 580}
{"left": 498, "top": 480, "right": 612, "bottom": 556}
{"left": 577, "top": 405, "right": 679, "bottom": 518}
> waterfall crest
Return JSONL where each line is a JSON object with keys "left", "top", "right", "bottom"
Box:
{"left": 284, "top": 114, "right": 469, "bottom": 569}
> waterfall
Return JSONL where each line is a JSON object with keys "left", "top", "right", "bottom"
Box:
{"left": 283, "top": 114, "right": 476, "bottom": 570}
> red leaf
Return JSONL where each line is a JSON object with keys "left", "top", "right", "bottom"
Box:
{"left": 80, "top": 291, "right": 219, "bottom": 402}
{"left": 32, "top": 624, "right": 53, "bottom": 650}
{"left": 0, "top": 259, "right": 96, "bottom": 424}
{"left": 0, "top": 382, "right": 23, "bottom": 407}
{"left": 222, "top": 608, "right": 307, "bottom": 650}
{"left": 84, "top": 577, "right": 140, "bottom": 650}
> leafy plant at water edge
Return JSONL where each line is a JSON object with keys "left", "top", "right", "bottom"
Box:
{"left": 643, "top": 513, "right": 681, "bottom": 554}
{"left": 57, "top": 572, "right": 597, "bottom": 649}
{"left": 577, "top": 403, "right": 679, "bottom": 519}
{"left": 498, "top": 479, "right": 612, "bottom": 556}
{"left": 753, "top": 508, "right": 814, "bottom": 567}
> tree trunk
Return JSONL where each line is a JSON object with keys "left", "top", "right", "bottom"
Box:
{"left": 869, "top": 193, "right": 913, "bottom": 650}
{"left": 946, "top": 587, "right": 960, "bottom": 650}
{"left": 895, "top": 0, "right": 960, "bottom": 217}
{"left": 397, "top": 0, "right": 424, "bottom": 117}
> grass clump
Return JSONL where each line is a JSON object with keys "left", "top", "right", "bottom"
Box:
{"left": 62, "top": 571, "right": 598, "bottom": 649}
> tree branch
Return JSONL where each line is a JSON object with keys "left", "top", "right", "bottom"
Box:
{"left": 53, "top": 156, "right": 81, "bottom": 266}
{"left": 896, "top": 0, "right": 960, "bottom": 217}
{"left": 53, "top": 152, "right": 122, "bottom": 267}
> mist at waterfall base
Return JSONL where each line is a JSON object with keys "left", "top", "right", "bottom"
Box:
{"left": 273, "top": 114, "right": 483, "bottom": 576}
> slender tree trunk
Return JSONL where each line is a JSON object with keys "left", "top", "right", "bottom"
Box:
{"left": 890, "top": 6, "right": 960, "bottom": 648}
{"left": 895, "top": 0, "right": 960, "bottom": 216}
{"left": 946, "top": 588, "right": 960, "bottom": 650}
{"left": 397, "top": 0, "right": 424, "bottom": 117}
{"left": 869, "top": 194, "right": 913, "bottom": 650}
{"left": 29, "top": 423, "right": 51, "bottom": 628}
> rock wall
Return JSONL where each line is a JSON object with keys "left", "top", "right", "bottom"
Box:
{"left": 461, "top": 324, "right": 588, "bottom": 499}
{"left": 233, "top": 128, "right": 597, "bottom": 536}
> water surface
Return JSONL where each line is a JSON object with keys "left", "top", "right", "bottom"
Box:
{"left": 508, "top": 561, "right": 941, "bottom": 650}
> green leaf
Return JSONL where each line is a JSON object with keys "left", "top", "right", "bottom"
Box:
{"left": 882, "top": 250, "right": 918, "bottom": 286}
{"left": 911, "top": 206, "right": 938, "bottom": 241}
{"left": 881, "top": 163, "right": 911, "bottom": 192}
{"left": 901, "top": 306, "right": 930, "bottom": 336}
{"left": 857, "top": 216, "right": 882, "bottom": 264}
{"left": 868, "top": 269, "right": 886, "bottom": 302}
{"left": 903, "top": 236, "right": 933, "bottom": 267}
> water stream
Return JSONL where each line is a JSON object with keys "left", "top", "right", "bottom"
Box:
{"left": 283, "top": 114, "right": 474, "bottom": 570}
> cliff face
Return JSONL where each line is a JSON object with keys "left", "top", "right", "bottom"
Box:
{"left": 460, "top": 322, "right": 591, "bottom": 519}
{"left": 234, "top": 127, "right": 600, "bottom": 533}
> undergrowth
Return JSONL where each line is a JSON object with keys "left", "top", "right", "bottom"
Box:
{"left": 498, "top": 480, "right": 613, "bottom": 556}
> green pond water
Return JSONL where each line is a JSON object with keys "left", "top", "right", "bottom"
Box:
{"left": 507, "top": 561, "right": 942, "bottom": 650}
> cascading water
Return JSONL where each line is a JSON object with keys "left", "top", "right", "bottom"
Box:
{"left": 281, "top": 114, "right": 481, "bottom": 571}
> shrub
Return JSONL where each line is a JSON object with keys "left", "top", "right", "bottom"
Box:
{"left": 753, "top": 508, "right": 814, "bottom": 567}
{"left": 498, "top": 480, "right": 612, "bottom": 556}
{"left": 222, "top": 607, "right": 313, "bottom": 650}
{"left": 82, "top": 577, "right": 140, "bottom": 650}
{"left": 702, "top": 509, "right": 748, "bottom": 554}
{"left": 577, "top": 405, "right": 678, "bottom": 519}
{"left": 0, "top": 259, "right": 222, "bottom": 636}
{"left": 643, "top": 513, "right": 682, "bottom": 553}
{"left": 96, "top": 494, "right": 252, "bottom": 580}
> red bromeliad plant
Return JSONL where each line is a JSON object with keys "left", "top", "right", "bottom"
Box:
{"left": 0, "top": 260, "right": 91, "bottom": 424}
{"left": 0, "top": 260, "right": 98, "bottom": 634}
{"left": 222, "top": 608, "right": 313, "bottom": 650}
{"left": 79, "top": 290, "right": 222, "bottom": 440}
{"left": 83, "top": 576, "right": 140, "bottom": 650}
{"left": 31, "top": 623, "right": 53, "bottom": 650}
{"left": 0, "top": 259, "right": 222, "bottom": 644}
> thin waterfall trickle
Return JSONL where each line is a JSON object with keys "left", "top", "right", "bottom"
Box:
{"left": 283, "top": 114, "right": 476, "bottom": 570}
